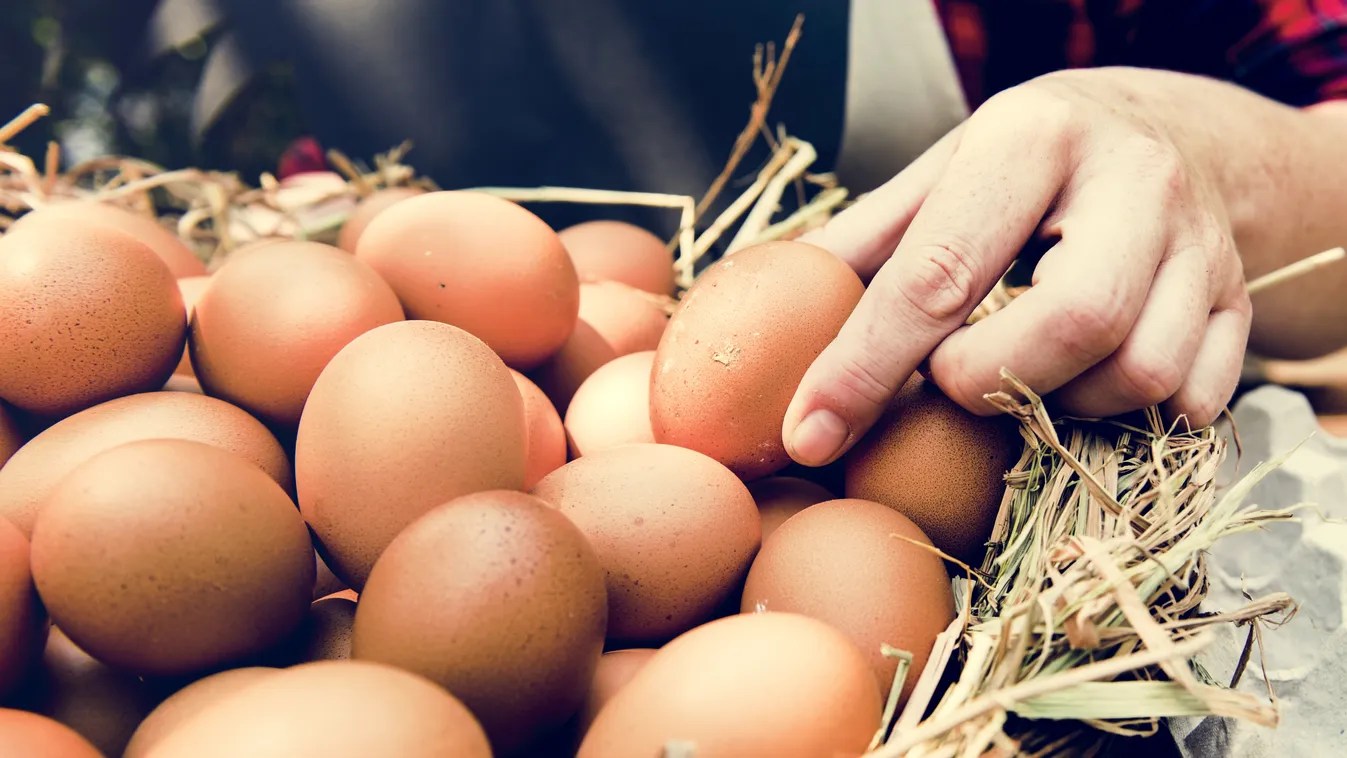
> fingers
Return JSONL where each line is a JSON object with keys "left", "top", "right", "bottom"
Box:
{"left": 1163, "top": 289, "right": 1252, "bottom": 429}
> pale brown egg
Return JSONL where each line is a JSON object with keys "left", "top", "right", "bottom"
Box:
{"left": 0, "top": 220, "right": 186, "bottom": 418}
{"left": 0, "top": 517, "right": 46, "bottom": 702}
{"left": 747, "top": 476, "right": 834, "bottom": 542}
{"left": 296, "top": 320, "right": 527, "bottom": 589}
{"left": 148, "top": 661, "right": 492, "bottom": 758}
{"left": 173, "top": 276, "right": 211, "bottom": 377}
{"left": 844, "top": 374, "right": 1021, "bottom": 564}
{"left": 565, "top": 350, "right": 656, "bottom": 458}
{"left": 355, "top": 190, "right": 580, "bottom": 370}
{"left": 578, "top": 648, "right": 657, "bottom": 734}
{"left": 189, "top": 240, "right": 405, "bottom": 428}
{"left": 353, "top": 490, "right": 607, "bottom": 756}
{"left": 558, "top": 220, "right": 675, "bottom": 295}
{"left": 31, "top": 439, "right": 314, "bottom": 677}
{"left": 532, "top": 443, "right": 760, "bottom": 643}
{"left": 578, "top": 612, "right": 881, "bottom": 758}
{"left": 650, "top": 240, "right": 864, "bottom": 480}
{"left": 741, "top": 498, "right": 955, "bottom": 703}
{"left": 0, "top": 391, "right": 291, "bottom": 537}
{"left": 0, "top": 403, "right": 24, "bottom": 475}
{"left": 337, "top": 187, "right": 426, "bottom": 252}
{"left": 12, "top": 201, "right": 207, "bottom": 278}
{"left": 124, "top": 667, "right": 279, "bottom": 758}
{"left": 293, "top": 596, "right": 357, "bottom": 664}
{"left": 511, "top": 370, "right": 567, "bottom": 489}
{"left": 159, "top": 375, "right": 203, "bottom": 394}
{"left": 0, "top": 708, "right": 104, "bottom": 758}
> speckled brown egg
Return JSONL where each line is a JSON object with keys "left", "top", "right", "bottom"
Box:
{"left": 293, "top": 596, "right": 357, "bottom": 664}
{"left": 558, "top": 220, "right": 675, "bottom": 295}
{"left": 296, "top": 320, "right": 526, "bottom": 590}
{"left": 124, "top": 667, "right": 279, "bottom": 758}
{"left": 173, "top": 276, "right": 211, "bottom": 377}
{"left": 844, "top": 374, "right": 1021, "bottom": 564}
{"left": 353, "top": 490, "right": 607, "bottom": 756}
{"left": 565, "top": 350, "right": 656, "bottom": 458}
{"left": 748, "top": 476, "right": 834, "bottom": 542}
{"left": 12, "top": 201, "right": 207, "bottom": 278}
{"left": 578, "top": 612, "right": 881, "bottom": 758}
{"left": 741, "top": 498, "right": 955, "bottom": 704}
{"left": 189, "top": 240, "right": 405, "bottom": 428}
{"left": 0, "top": 219, "right": 186, "bottom": 418}
{"left": 337, "top": 187, "right": 426, "bottom": 253}
{"left": 148, "top": 661, "right": 492, "bottom": 758}
{"left": 0, "top": 403, "right": 24, "bottom": 470}
{"left": 0, "top": 517, "right": 46, "bottom": 702}
{"left": 532, "top": 443, "right": 760, "bottom": 643}
{"left": 578, "top": 648, "right": 656, "bottom": 733}
{"left": 0, "top": 708, "right": 104, "bottom": 758}
{"left": 511, "top": 370, "right": 567, "bottom": 489}
{"left": 650, "top": 241, "right": 864, "bottom": 480}
{"left": 354, "top": 190, "right": 579, "bottom": 370}
{"left": 0, "top": 391, "right": 291, "bottom": 537}
{"left": 30, "top": 439, "right": 314, "bottom": 677}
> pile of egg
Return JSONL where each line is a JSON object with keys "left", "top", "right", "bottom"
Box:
{"left": 0, "top": 187, "right": 1021, "bottom": 758}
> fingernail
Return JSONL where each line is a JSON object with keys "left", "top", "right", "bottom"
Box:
{"left": 788, "top": 409, "right": 850, "bottom": 467}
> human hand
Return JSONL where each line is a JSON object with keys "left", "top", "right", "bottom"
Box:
{"left": 783, "top": 67, "right": 1252, "bottom": 468}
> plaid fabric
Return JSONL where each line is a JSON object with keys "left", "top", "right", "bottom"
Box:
{"left": 934, "top": 0, "right": 1347, "bottom": 108}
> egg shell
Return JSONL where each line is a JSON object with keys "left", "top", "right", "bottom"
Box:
{"left": 578, "top": 648, "right": 656, "bottom": 734}
{"left": 312, "top": 551, "right": 349, "bottom": 601}
{"left": 354, "top": 190, "right": 580, "bottom": 370}
{"left": 0, "top": 219, "right": 187, "bottom": 418}
{"left": 124, "top": 667, "right": 279, "bottom": 758}
{"left": 0, "top": 708, "right": 103, "bottom": 758}
{"left": 747, "top": 476, "right": 834, "bottom": 542}
{"left": 844, "top": 374, "right": 1021, "bottom": 564}
{"left": 564, "top": 350, "right": 656, "bottom": 458}
{"left": 741, "top": 498, "right": 955, "bottom": 702}
{"left": 295, "top": 320, "right": 527, "bottom": 590}
{"left": 650, "top": 241, "right": 864, "bottom": 480}
{"left": 511, "top": 370, "right": 567, "bottom": 489}
{"left": 0, "top": 404, "right": 25, "bottom": 470}
{"left": 558, "top": 220, "right": 675, "bottom": 295}
{"left": 352, "top": 490, "right": 607, "bottom": 756}
{"left": 293, "top": 597, "right": 357, "bottom": 664}
{"left": 31, "top": 439, "right": 315, "bottom": 677}
{"left": 159, "top": 375, "right": 202, "bottom": 394}
{"left": 12, "top": 201, "right": 206, "bottom": 278}
{"left": 189, "top": 240, "right": 405, "bottom": 428}
{"left": 337, "top": 187, "right": 426, "bottom": 252}
{"left": 531, "top": 443, "right": 761, "bottom": 643}
{"left": 0, "top": 517, "right": 46, "bottom": 702}
{"left": 0, "top": 391, "right": 292, "bottom": 537}
{"left": 172, "top": 276, "right": 211, "bottom": 377}
{"left": 148, "top": 660, "right": 491, "bottom": 758}
{"left": 578, "top": 611, "right": 881, "bottom": 758}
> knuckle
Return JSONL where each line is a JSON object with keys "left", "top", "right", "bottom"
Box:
{"left": 1170, "top": 388, "right": 1225, "bottom": 429}
{"left": 1127, "top": 136, "right": 1189, "bottom": 199}
{"left": 1052, "top": 294, "right": 1131, "bottom": 366}
{"left": 1114, "top": 350, "right": 1186, "bottom": 407}
{"left": 831, "top": 351, "right": 900, "bottom": 409}
{"left": 886, "top": 237, "right": 983, "bottom": 325}
{"left": 978, "top": 86, "right": 1079, "bottom": 146}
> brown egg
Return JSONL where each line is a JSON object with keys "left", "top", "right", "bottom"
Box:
{"left": 312, "top": 551, "right": 349, "bottom": 601}
{"left": 293, "top": 597, "right": 357, "bottom": 664}
{"left": 741, "top": 498, "right": 955, "bottom": 703}
{"left": 173, "top": 275, "right": 211, "bottom": 377}
{"left": 0, "top": 219, "right": 186, "bottom": 418}
{"left": 558, "top": 220, "right": 675, "bottom": 295}
{"left": 337, "top": 187, "right": 426, "bottom": 252}
{"left": 564, "top": 351, "right": 655, "bottom": 458}
{"left": 296, "top": 320, "right": 527, "bottom": 590}
{"left": 578, "top": 612, "right": 881, "bottom": 758}
{"left": 748, "top": 476, "right": 834, "bottom": 542}
{"left": 190, "top": 240, "right": 405, "bottom": 428}
{"left": 511, "top": 370, "right": 567, "bottom": 489}
{"left": 532, "top": 443, "right": 760, "bottom": 643}
{"left": 0, "top": 391, "right": 292, "bottom": 537}
{"left": 149, "top": 660, "right": 491, "bottom": 758}
{"left": 355, "top": 190, "right": 580, "bottom": 370}
{"left": 31, "top": 439, "right": 314, "bottom": 677}
{"left": 12, "top": 201, "right": 207, "bottom": 278}
{"left": 0, "top": 708, "right": 103, "bottom": 758}
{"left": 844, "top": 374, "right": 1021, "bottom": 563}
{"left": 650, "top": 240, "right": 864, "bottom": 480}
{"left": 578, "top": 648, "right": 657, "bottom": 733}
{"left": 0, "top": 403, "right": 25, "bottom": 470}
{"left": 0, "top": 517, "right": 46, "bottom": 702}
{"left": 353, "top": 490, "right": 607, "bottom": 756}
{"left": 159, "top": 375, "right": 203, "bottom": 394}
{"left": 124, "top": 667, "right": 279, "bottom": 758}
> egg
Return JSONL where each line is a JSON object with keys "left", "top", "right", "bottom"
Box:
{"left": 31, "top": 439, "right": 314, "bottom": 677}
{"left": 12, "top": 201, "right": 207, "bottom": 278}
{"left": 650, "top": 240, "right": 864, "bottom": 480}
{"left": 337, "top": 187, "right": 426, "bottom": 252}
{"left": 296, "top": 320, "right": 527, "bottom": 590}
{"left": 312, "top": 551, "right": 349, "bottom": 601}
{"left": 148, "top": 661, "right": 492, "bottom": 758}
{"left": 124, "top": 667, "right": 279, "bottom": 758}
{"left": 189, "top": 240, "right": 405, "bottom": 428}
{"left": 160, "top": 375, "right": 203, "bottom": 394}
{"left": 741, "top": 498, "right": 955, "bottom": 703}
{"left": 355, "top": 190, "right": 580, "bottom": 370}
{"left": 352, "top": 490, "right": 607, "bottom": 756}
{"left": 293, "top": 596, "right": 357, "bottom": 664}
{"left": 0, "top": 517, "right": 46, "bottom": 702}
{"left": 0, "top": 219, "right": 186, "bottom": 418}
{"left": 511, "top": 370, "right": 567, "bottom": 489}
{"left": 748, "top": 476, "right": 834, "bottom": 542}
{"left": 0, "top": 708, "right": 103, "bottom": 758}
{"left": 844, "top": 374, "right": 1021, "bottom": 563}
{"left": 564, "top": 351, "right": 655, "bottom": 458}
{"left": 531, "top": 443, "right": 760, "bottom": 642}
{"left": 0, "top": 391, "right": 292, "bottom": 537}
{"left": 578, "top": 648, "right": 657, "bottom": 733}
{"left": 578, "top": 612, "right": 882, "bottom": 758}
{"left": 0, "top": 404, "right": 24, "bottom": 470}
{"left": 558, "top": 220, "right": 675, "bottom": 295}
{"left": 172, "top": 275, "right": 211, "bottom": 377}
